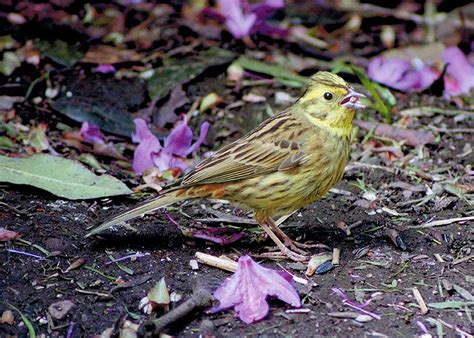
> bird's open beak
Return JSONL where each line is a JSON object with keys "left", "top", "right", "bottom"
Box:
{"left": 339, "top": 87, "right": 366, "bottom": 110}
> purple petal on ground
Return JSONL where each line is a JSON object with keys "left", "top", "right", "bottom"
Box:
{"left": 132, "top": 118, "right": 163, "bottom": 175}
{"left": 192, "top": 227, "right": 245, "bottom": 245}
{"left": 80, "top": 122, "right": 105, "bottom": 144}
{"left": 418, "top": 66, "right": 439, "bottom": 90}
{"left": 331, "top": 287, "right": 381, "bottom": 320}
{"left": 443, "top": 46, "right": 474, "bottom": 96}
{"left": 416, "top": 320, "right": 429, "bottom": 334}
{"left": 249, "top": 0, "right": 284, "bottom": 35}
{"left": 219, "top": 0, "right": 256, "bottom": 38}
{"left": 164, "top": 116, "right": 194, "bottom": 157}
{"left": 185, "top": 121, "right": 210, "bottom": 155}
{"left": 150, "top": 148, "right": 174, "bottom": 172}
{"left": 0, "top": 228, "right": 20, "bottom": 241}
{"left": 95, "top": 64, "right": 116, "bottom": 73}
{"left": 368, "top": 57, "right": 421, "bottom": 91}
{"left": 212, "top": 255, "right": 301, "bottom": 323}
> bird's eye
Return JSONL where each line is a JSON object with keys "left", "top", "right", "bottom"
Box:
{"left": 323, "top": 92, "right": 333, "bottom": 100}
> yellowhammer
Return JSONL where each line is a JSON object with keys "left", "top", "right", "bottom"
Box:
{"left": 86, "top": 71, "right": 366, "bottom": 261}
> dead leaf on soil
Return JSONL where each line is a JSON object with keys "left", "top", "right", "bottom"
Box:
{"left": 82, "top": 45, "right": 143, "bottom": 64}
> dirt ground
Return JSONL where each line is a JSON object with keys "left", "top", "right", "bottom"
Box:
{"left": 1, "top": 98, "right": 473, "bottom": 336}
{"left": 1, "top": 1, "right": 474, "bottom": 337}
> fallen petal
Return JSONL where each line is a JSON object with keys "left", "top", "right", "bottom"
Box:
{"left": 132, "top": 118, "right": 163, "bottom": 175}
{"left": 0, "top": 228, "right": 20, "bottom": 241}
{"left": 212, "top": 255, "right": 300, "bottom": 323}
{"left": 80, "top": 122, "right": 106, "bottom": 145}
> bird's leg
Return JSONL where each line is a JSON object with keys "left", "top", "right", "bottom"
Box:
{"left": 268, "top": 217, "right": 330, "bottom": 251}
{"left": 257, "top": 219, "right": 308, "bottom": 262}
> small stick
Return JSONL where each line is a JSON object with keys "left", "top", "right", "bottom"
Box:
{"left": 195, "top": 252, "right": 238, "bottom": 272}
{"left": 452, "top": 254, "right": 474, "bottom": 266}
{"left": 434, "top": 253, "right": 445, "bottom": 262}
{"left": 412, "top": 288, "right": 429, "bottom": 314}
{"left": 140, "top": 286, "right": 214, "bottom": 336}
{"left": 332, "top": 248, "right": 341, "bottom": 266}
{"left": 410, "top": 216, "right": 474, "bottom": 229}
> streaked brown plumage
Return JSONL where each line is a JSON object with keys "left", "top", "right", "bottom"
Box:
{"left": 86, "top": 71, "right": 366, "bottom": 261}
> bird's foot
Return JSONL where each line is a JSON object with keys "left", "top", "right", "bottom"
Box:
{"left": 287, "top": 240, "right": 330, "bottom": 251}
{"left": 283, "top": 240, "right": 309, "bottom": 255}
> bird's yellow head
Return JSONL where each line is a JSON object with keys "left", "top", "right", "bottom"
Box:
{"left": 296, "top": 71, "right": 366, "bottom": 136}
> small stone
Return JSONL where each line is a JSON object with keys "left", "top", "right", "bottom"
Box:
{"left": 0, "top": 310, "right": 14, "bottom": 324}
{"left": 355, "top": 314, "right": 373, "bottom": 322}
{"left": 48, "top": 300, "right": 74, "bottom": 320}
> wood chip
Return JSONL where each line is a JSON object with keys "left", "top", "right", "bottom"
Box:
{"left": 434, "top": 253, "right": 445, "bottom": 262}
{"left": 452, "top": 254, "right": 474, "bottom": 266}
{"left": 332, "top": 248, "right": 341, "bottom": 266}
{"left": 327, "top": 311, "right": 359, "bottom": 319}
{"left": 412, "top": 288, "right": 429, "bottom": 314}
{"left": 189, "top": 259, "right": 199, "bottom": 270}
{"left": 195, "top": 252, "right": 237, "bottom": 272}
{"left": 285, "top": 308, "right": 311, "bottom": 314}
{"left": 411, "top": 216, "right": 474, "bottom": 229}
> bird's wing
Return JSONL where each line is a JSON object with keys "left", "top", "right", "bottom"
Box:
{"left": 180, "top": 111, "right": 311, "bottom": 186}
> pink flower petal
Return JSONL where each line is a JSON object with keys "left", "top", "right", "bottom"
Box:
{"left": 132, "top": 118, "right": 163, "bottom": 175}
{"left": 80, "top": 122, "right": 105, "bottom": 144}
{"left": 368, "top": 57, "right": 419, "bottom": 91}
{"left": 191, "top": 227, "right": 245, "bottom": 245}
{"left": 211, "top": 0, "right": 284, "bottom": 39}
{"left": 443, "top": 46, "right": 474, "bottom": 97}
{"left": 220, "top": 0, "right": 256, "bottom": 38}
{"left": 185, "top": 121, "right": 210, "bottom": 156}
{"left": 132, "top": 117, "right": 209, "bottom": 175}
{"left": 0, "top": 228, "right": 20, "bottom": 241}
{"left": 164, "top": 116, "right": 193, "bottom": 157}
{"left": 212, "top": 256, "right": 300, "bottom": 323}
{"left": 95, "top": 64, "right": 116, "bottom": 73}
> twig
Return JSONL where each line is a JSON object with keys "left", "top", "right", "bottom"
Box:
{"left": 7, "top": 249, "right": 44, "bottom": 260}
{"left": 412, "top": 288, "right": 429, "bottom": 314}
{"left": 452, "top": 255, "right": 474, "bottom": 266}
{"left": 195, "top": 252, "right": 238, "bottom": 272}
{"left": 74, "top": 288, "right": 112, "bottom": 299}
{"left": 0, "top": 202, "right": 28, "bottom": 215}
{"left": 332, "top": 248, "right": 341, "bottom": 266}
{"left": 400, "top": 106, "right": 474, "bottom": 118}
{"left": 410, "top": 216, "right": 474, "bottom": 229}
{"left": 140, "top": 286, "right": 214, "bottom": 336}
{"left": 195, "top": 217, "right": 256, "bottom": 225}
{"left": 429, "top": 127, "right": 474, "bottom": 134}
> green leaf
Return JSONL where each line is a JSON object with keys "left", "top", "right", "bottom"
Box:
{"left": 427, "top": 301, "right": 474, "bottom": 309}
{"left": 51, "top": 96, "right": 135, "bottom": 137}
{"left": 37, "top": 39, "right": 83, "bottom": 67}
{"left": 0, "top": 154, "right": 132, "bottom": 200}
{"left": 332, "top": 60, "right": 396, "bottom": 123}
{"left": 147, "top": 48, "right": 236, "bottom": 99}
{"left": 7, "top": 303, "right": 36, "bottom": 338}
{"left": 237, "top": 56, "right": 308, "bottom": 87}
{"left": 452, "top": 284, "right": 474, "bottom": 301}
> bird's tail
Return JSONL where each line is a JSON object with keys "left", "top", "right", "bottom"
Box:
{"left": 85, "top": 190, "right": 185, "bottom": 237}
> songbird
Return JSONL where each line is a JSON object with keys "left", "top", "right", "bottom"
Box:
{"left": 86, "top": 71, "right": 366, "bottom": 261}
